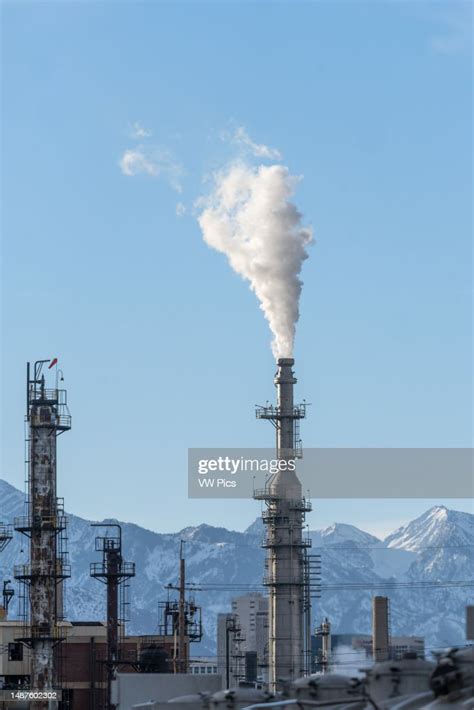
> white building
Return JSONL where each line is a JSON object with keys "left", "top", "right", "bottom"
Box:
{"left": 351, "top": 634, "right": 425, "bottom": 659}
{"left": 189, "top": 656, "right": 219, "bottom": 675}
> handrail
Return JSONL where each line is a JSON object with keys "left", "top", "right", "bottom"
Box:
{"left": 30, "top": 413, "right": 71, "bottom": 429}
{"left": 256, "top": 405, "right": 307, "bottom": 420}
{"left": 14, "top": 514, "right": 67, "bottom": 529}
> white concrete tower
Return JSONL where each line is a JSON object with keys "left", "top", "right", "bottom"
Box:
{"left": 255, "top": 358, "right": 311, "bottom": 690}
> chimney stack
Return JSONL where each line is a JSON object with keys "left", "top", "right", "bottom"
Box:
{"left": 372, "top": 596, "right": 390, "bottom": 662}
{"left": 255, "top": 358, "right": 311, "bottom": 689}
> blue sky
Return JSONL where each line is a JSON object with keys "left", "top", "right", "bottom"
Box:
{"left": 1, "top": 1, "right": 472, "bottom": 537}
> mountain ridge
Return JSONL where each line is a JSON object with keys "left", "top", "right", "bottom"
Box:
{"left": 1, "top": 479, "right": 472, "bottom": 655}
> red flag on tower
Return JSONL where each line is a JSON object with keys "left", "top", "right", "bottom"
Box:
{"left": 48, "top": 358, "right": 58, "bottom": 369}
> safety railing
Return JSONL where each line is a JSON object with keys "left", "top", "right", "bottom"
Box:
{"left": 14, "top": 562, "right": 71, "bottom": 580}
{"left": 29, "top": 387, "right": 67, "bottom": 406}
{"left": 262, "top": 536, "right": 312, "bottom": 549}
{"left": 90, "top": 561, "right": 136, "bottom": 579}
{"left": 14, "top": 514, "right": 67, "bottom": 532}
{"left": 30, "top": 412, "right": 71, "bottom": 430}
{"left": 255, "top": 404, "right": 307, "bottom": 420}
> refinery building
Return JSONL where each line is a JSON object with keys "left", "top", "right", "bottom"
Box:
{"left": 0, "top": 359, "right": 473, "bottom": 710}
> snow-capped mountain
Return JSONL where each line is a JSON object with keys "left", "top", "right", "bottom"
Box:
{"left": 0, "top": 479, "right": 472, "bottom": 656}
{"left": 384, "top": 505, "right": 473, "bottom": 551}
{"left": 311, "top": 523, "right": 380, "bottom": 547}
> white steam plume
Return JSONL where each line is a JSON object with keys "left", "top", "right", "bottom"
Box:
{"left": 329, "top": 645, "right": 368, "bottom": 678}
{"left": 198, "top": 162, "right": 312, "bottom": 359}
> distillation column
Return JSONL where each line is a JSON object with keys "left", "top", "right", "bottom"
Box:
{"left": 316, "top": 617, "right": 331, "bottom": 673}
{"left": 14, "top": 361, "right": 71, "bottom": 708}
{"left": 255, "top": 358, "right": 311, "bottom": 690}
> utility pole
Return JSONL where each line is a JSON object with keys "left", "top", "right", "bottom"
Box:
{"left": 163, "top": 542, "right": 202, "bottom": 674}
{"left": 178, "top": 540, "right": 186, "bottom": 673}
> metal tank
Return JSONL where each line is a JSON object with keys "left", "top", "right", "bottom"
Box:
{"left": 290, "top": 672, "right": 364, "bottom": 703}
{"left": 426, "top": 647, "right": 474, "bottom": 708}
{"left": 364, "top": 654, "right": 435, "bottom": 704}
{"left": 360, "top": 649, "right": 474, "bottom": 710}
{"left": 240, "top": 649, "right": 474, "bottom": 710}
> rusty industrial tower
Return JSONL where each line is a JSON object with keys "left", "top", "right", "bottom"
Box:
{"left": 90, "top": 523, "right": 135, "bottom": 710}
{"left": 254, "top": 358, "right": 312, "bottom": 690}
{"left": 14, "top": 360, "right": 71, "bottom": 705}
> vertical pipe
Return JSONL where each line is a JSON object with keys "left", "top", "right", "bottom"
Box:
{"left": 178, "top": 543, "right": 186, "bottom": 673}
{"left": 274, "top": 358, "right": 296, "bottom": 459}
{"left": 304, "top": 558, "right": 312, "bottom": 674}
{"left": 90, "top": 637, "right": 96, "bottom": 710}
{"left": 107, "top": 550, "right": 119, "bottom": 663}
{"left": 26, "top": 363, "right": 30, "bottom": 419}
{"left": 107, "top": 547, "right": 120, "bottom": 710}
{"left": 226, "top": 623, "right": 231, "bottom": 689}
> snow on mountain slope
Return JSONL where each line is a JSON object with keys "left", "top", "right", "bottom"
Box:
{"left": 309, "top": 523, "right": 415, "bottom": 580}
{"left": 0, "top": 478, "right": 24, "bottom": 519}
{"left": 384, "top": 506, "right": 473, "bottom": 551}
{"left": 1, "top": 479, "right": 472, "bottom": 655}
{"left": 311, "top": 523, "right": 380, "bottom": 548}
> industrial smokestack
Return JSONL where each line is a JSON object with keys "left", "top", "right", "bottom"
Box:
{"left": 14, "top": 360, "right": 72, "bottom": 709}
{"left": 255, "top": 358, "right": 311, "bottom": 690}
{"left": 198, "top": 133, "right": 314, "bottom": 689}
{"left": 466, "top": 606, "right": 474, "bottom": 641}
{"left": 373, "top": 596, "right": 390, "bottom": 662}
{"left": 275, "top": 358, "right": 297, "bottom": 460}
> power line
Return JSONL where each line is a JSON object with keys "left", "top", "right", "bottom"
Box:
{"left": 200, "top": 643, "right": 474, "bottom": 664}
{"left": 192, "top": 580, "right": 473, "bottom": 592}
{"left": 162, "top": 541, "right": 474, "bottom": 551}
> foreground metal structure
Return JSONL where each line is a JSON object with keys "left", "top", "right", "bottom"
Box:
{"left": 14, "top": 360, "right": 71, "bottom": 709}
{"left": 154, "top": 646, "right": 474, "bottom": 709}
{"left": 255, "top": 358, "right": 311, "bottom": 690}
{"left": 0, "top": 522, "right": 13, "bottom": 553}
